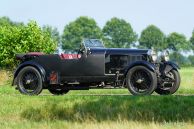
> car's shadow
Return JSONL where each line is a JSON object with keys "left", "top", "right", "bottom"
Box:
{"left": 21, "top": 95, "right": 194, "bottom": 122}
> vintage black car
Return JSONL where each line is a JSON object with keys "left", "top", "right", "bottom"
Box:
{"left": 12, "top": 39, "right": 180, "bottom": 95}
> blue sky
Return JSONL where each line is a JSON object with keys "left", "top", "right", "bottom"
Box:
{"left": 1, "top": 0, "right": 194, "bottom": 38}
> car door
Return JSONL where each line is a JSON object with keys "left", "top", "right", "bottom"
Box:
{"left": 61, "top": 50, "right": 105, "bottom": 77}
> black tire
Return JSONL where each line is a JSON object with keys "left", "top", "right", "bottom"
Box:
{"left": 17, "top": 66, "right": 43, "bottom": 95}
{"left": 48, "top": 88, "right": 69, "bottom": 95}
{"left": 126, "top": 66, "right": 157, "bottom": 95}
{"left": 155, "top": 69, "right": 180, "bottom": 95}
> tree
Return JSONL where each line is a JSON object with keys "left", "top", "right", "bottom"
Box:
{"left": 166, "top": 32, "right": 190, "bottom": 67}
{"left": 20, "top": 21, "right": 57, "bottom": 53}
{"left": 0, "top": 16, "right": 23, "bottom": 26}
{"left": 188, "top": 55, "right": 194, "bottom": 66}
{"left": 0, "top": 21, "right": 57, "bottom": 67}
{"left": 42, "top": 25, "right": 60, "bottom": 46}
{"left": 169, "top": 52, "right": 190, "bottom": 66}
{"left": 190, "top": 30, "right": 194, "bottom": 51}
{"left": 166, "top": 32, "right": 189, "bottom": 51}
{"left": 61, "top": 16, "right": 103, "bottom": 50}
{"left": 102, "top": 17, "right": 137, "bottom": 48}
{"left": 139, "top": 25, "right": 165, "bottom": 50}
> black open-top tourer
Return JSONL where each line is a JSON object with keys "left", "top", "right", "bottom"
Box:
{"left": 12, "top": 39, "right": 180, "bottom": 95}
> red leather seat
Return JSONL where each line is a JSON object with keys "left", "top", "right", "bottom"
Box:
{"left": 60, "top": 54, "right": 81, "bottom": 59}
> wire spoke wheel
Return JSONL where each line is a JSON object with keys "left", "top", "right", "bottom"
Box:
{"left": 21, "top": 71, "right": 39, "bottom": 93}
{"left": 155, "top": 69, "right": 180, "bottom": 95}
{"left": 17, "top": 66, "right": 43, "bottom": 95}
{"left": 131, "top": 70, "right": 152, "bottom": 93}
{"left": 126, "top": 66, "right": 157, "bottom": 95}
{"left": 162, "top": 71, "right": 175, "bottom": 90}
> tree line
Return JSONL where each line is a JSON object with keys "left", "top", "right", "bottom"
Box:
{"left": 0, "top": 16, "right": 194, "bottom": 68}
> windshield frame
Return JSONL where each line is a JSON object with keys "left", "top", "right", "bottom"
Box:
{"left": 82, "top": 39, "right": 105, "bottom": 48}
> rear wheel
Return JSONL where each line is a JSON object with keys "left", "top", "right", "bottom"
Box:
{"left": 48, "top": 88, "right": 69, "bottom": 95}
{"left": 155, "top": 69, "right": 180, "bottom": 95}
{"left": 17, "top": 66, "right": 43, "bottom": 95}
{"left": 126, "top": 66, "right": 157, "bottom": 95}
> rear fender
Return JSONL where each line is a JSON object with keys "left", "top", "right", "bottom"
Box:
{"left": 12, "top": 61, "right": 46, "bottom": 86}
{"left": 124, "top": 61, "right": 156, "bottom": 76}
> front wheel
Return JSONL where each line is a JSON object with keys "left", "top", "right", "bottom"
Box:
{"left": 155, "top": 69, "right": 180, "bottom": 95}
{"left": 48, "top": 88, "right": 69, "bottom": 95}
{"left": 126, "top": 66, "right": 157, "bottom": 95}
{"left": 17, "top": 66, "right": 43, "bottom": 95}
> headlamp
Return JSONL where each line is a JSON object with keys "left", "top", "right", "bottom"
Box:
{"left": 147, "top": 49, "right": 157, "bottom": 62}
{"left": 161, "top": 50, "right": 170, "bottom": 62}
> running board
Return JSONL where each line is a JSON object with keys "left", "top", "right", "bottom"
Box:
{"left": 49, "top": 85, "right": 126, "bottom": 90}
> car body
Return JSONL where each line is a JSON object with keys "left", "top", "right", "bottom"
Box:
{"left": 12, "top": 39, "right": 181, "bottom": 95}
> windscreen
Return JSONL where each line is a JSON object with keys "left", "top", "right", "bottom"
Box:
{"left": 84, "top": 39, "right": 104, "bottom": 48}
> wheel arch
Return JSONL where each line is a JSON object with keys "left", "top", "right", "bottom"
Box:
{"left": 12, "top": 61, "right": 46, "bottom": 86}
{"left": 163, "top": 61, "right": 180, "bottom": 74}
{"left": 124, "top": 61, "right": 156, "bottom": 76}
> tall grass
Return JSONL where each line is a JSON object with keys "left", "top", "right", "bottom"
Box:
{"left": 0, "top": 87, "right": 194, "bottom": 129}
{"left": 20, "top": 95, "right": 194, "bottom": 122}
{"left": 0, "top": 67, "right": 194, "bottom": 128}
{"left": 179, "top": 67, "right": 194, "bottom": 89}
{"left": 0, "top": 70, "right": 10, "bottom": 86}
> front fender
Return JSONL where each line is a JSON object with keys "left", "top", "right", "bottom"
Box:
{"left": 165, "top": 61, "right": 180, "bottom": 70}
{"left": 12, "top": 61, "right": 46, "bottom": 86}
{"left": 163, "top": 61, "right": 180, "bottom": 74}
{"left": 124, "top": 61, "right": 156, "bottom": 76}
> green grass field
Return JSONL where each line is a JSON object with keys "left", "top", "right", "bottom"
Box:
{"left": 0, "top": 67, "right": 194, "bottom": 129}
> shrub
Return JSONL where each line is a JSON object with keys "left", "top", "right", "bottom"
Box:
{"left": 0, "top": 21, "right": 57, "bottom": 68}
